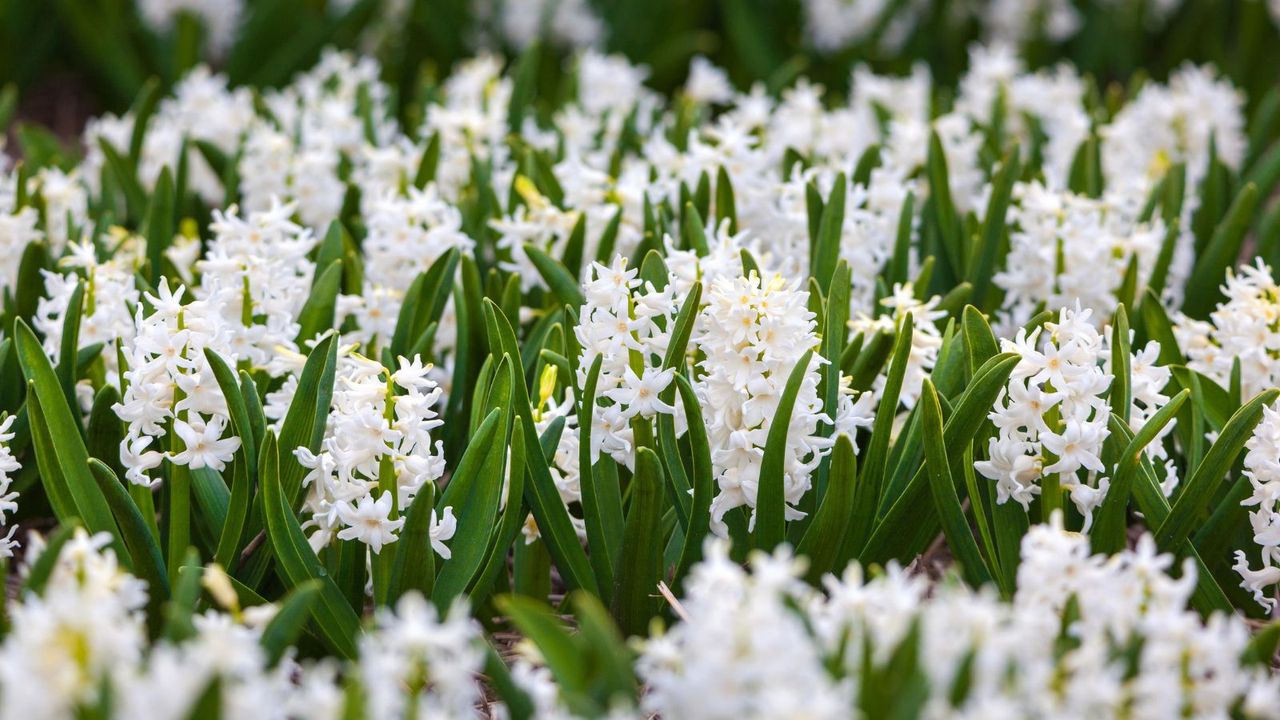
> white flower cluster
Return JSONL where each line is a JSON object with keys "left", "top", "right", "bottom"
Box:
{"left": 35, "top": 236, "right": 143, "bottom": 390}
{"left": 1176, "top": 259, "right": 1280, "bottom": 400}
{"left": 113, "top": 201, "right": 315, "bottom": 486}
{"left": 801, "top": 0, "right": 928, "bottom": 53}
{"left": 575, "top": 258, "right": 680, "bottom": 466}
{"left": 803, "top": 0, "right": 1080, "bottom": 55}
{"left": 639, "top": 515, "right": 1280, "bottom": 720}
{"left": 849, "top": 282, "right": 944, "bottom": 410}
{"left": 341, "top": 182, "right": 473, "bottom": 362}
{"left": 1235, "top": 404, "right": 1280, "bottom": 611}
{"left": 85, "top": 68, "right": 255, "bottom": 206}
{"left": 0, "top": 185, "right": 42, "bottom": 296}
{"left": 357, "top": 595, "right": 489, "bottom": 718}
{"left": 978, "top": 305, "right": 1174, "bottom": 527}
{"left": 1102, "top": 65, "right": 1245, "bottom": 207}
{"left": 695, "top": 273, "right": 832, "bottom": 533}
{"left": 293, "top": 350, "right": 451, "bottom": 557}
{"left": 0, "top": 530, "right": 150, "bottom": 719}
{"left": 993, "top": 181, "right": 1167, "bottom": 332}
{"left": 136, "top": 0, "right": 243, "bottom": 53}
{"left": 0, "top": 415, "right": 20, "bottom": 560}
{"left": 113, "top": 279, "right": 241, "bottom": 485}
{"left": 956, "top": 44, "right": 1089, "bottom": 188}
{"left": 0, "top": 530, "right": 491, "bottom": 719}
{"left": 477, "top": 0, "right": 604, "bottom": 50}
{"left": 199, "top": 200, "right": 318, "bottom": 367}
{"left": 245, "top": 52, "right": 393, "bottom": 228}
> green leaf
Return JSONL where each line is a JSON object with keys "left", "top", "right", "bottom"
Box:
{"left": 1110, "top": 305, "right": 1132, "bottom": 425}
{"left": 1244, "top": 621, "right": 1280, "bottom": 667}
{"left": 277, "top": 334, "right": 338, "bottom": 506}
{"left": 1183, "top": 182, "right": 1259, "bottom": 319}
{"left": 715, "top": 165, "right": 737, "bottom": 234}
{"left": 682, "top": 201, "right": 710, "bottom": 255}
{"left": 205, "top": 349, "right": 257, "bottom": 567}
{"left": 860, "top": 313, "right": 914, "bottom": 523}
{"left": 98, "top": 139, "right": 146, "bottom": 223}
{"left": 55, "top": 280, "right": 83, "bottom": 408}
{"left": 388, "top": 480, "right": 437, "bottom": 604}
{"left": 811, "top": 173, "right": 846, "bottom": 294}
{"left": 861, "top": 353, "right": 1020, "bottom": 564}
{"left": 920, "top": 379, "right": 992, "bottom": 587}
{"left": 1155, "top": 388, "right": 1280, "bottom": 550}
{"left": 145, "top": 168, "right": 176, "bottom": 288}
{"left": 797, "top": 433, "right": 858, "bottom": 582}
{"left": 165, "top": 551, "right": 203, "bottom": 642}
{"left": 13, "top": 241, "right": 50, "bottom": 324}
{"left": 389, "top": 248, "right": 460, "bottom": 357}
{"left": 413, "top": 133, "right": 441, "bottom": 190}
{"left": 672, "top": 373, "right": 714, "bottom": 587}
{"left": 927, "top": 131, "right": 964, "bottom": 278}
{"left": 15, "top": 319, "right": 119, "bottom": 542}
{"left": 577, "top": 355, "right": 616, "bottom": 602}
{"left": 507, "top": 42, "right": 540, "bottom": 133}
{"left": 260, "top": 579, "right": 322, "bottom": 666}
{"left": 482, "top": 299, "right": 598, "bottom": 594}
{"left": 296, "top": 260, "right": 343, "bottom": 343}
{"left": 527, "top": 244, "right": 587, "bottom": 307}
{"left": 969, "top": 147, "right": 1019, "bottom": 308}
{"left": 612, "top": 447, "right": 665, "bottom": 637}
{"left": 89, "top": 458, "right": 167, "bottom": 594}
{"left": 1092, "top": 390, "right": 1189, "bottom": 554}
{"left": 469, "top": 415, "right": 529, "bottom": 605}
{"left": 887, "top": 192, "right": 915, "bottom": 287}
{"left": 1140, "top": 288, "right": 1186, "bottom": 367}
{"left": 755, "top": 348, "right": 815, "bottom": 551}
{"left": 433, "top": 403, "right": 507, "bottom": 606}
{"left": 961, "top": 306, "right": 999, "bottom": 377}
{"left": 570, "top": 591, "right": 637, "bottom": 705}
{"left": 259, "top": 430, "right": 360, "bottom": 658}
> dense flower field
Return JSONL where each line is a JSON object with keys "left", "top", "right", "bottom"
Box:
{"left": 4, "top": 1, "right": 1280, "bottom": 718}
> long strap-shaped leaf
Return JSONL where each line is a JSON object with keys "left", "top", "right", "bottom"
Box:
{"left": 388, "top": 480, "right": 436, "bottom": 605}
{"left": 482, "top": 299, "right": 598, "bottom": 594}
{"left": 577, "top": 355, "right": 615, "bottom": 602}
{"left": 861, "top": 313, "right": 914, "bottom": 517}
{"left": 797, "top": 433, "right": 858, "bottom": 583}
{"left": 205, "top": 349, "right": 257, "bottom": 567}
{"left": 88, "top": 459, "right": 168, "bottom": 626}
{"left": 295, "top": 260, "right": 343, "bottom": 344}
{"left": 526, "top": 244, "right": 587, "bottom": 308}
{"left": 968, "top": 146, "right": 1020, "bottom": 308}
{"left": 278, "top": 334, "right": 338, "bottom": 506}
{"left": 861, "top": 353, "right": 1019, "bottom": 564}
{"left": 755, "top": 348, "right": 815, "bottom": 551}
{"left": 259, "top": 430, "right": 359, "bottom": 658}
{"left": 1113, "top": 420, "right": 1234, "bottom": 614}
{"left": 920, "top": 379, "right": 992, "bottom": 586}
{"left": 468, "top": 415, "right": 529, "bottom": 606}
{"left": 811, "top": 173, "right": 846, "bottom": 294}
{"left": 260, "top": 580, "right": 322, "bottom": 666}
{"left": 672, "top": 372, "right": 714, "bottom": 588}
{"left": 1092, "top": 391, "right": 1188, "bottom": 554}
{"left": 390, "top": 248, "right": 461, "bottom": 357}
{"left": 612, "top": 447, "right": 664, "bottom": 637}
{"left": 433, "top": 404, "right": 508, "bottom": 606}
{"left": 15, "top": 319, "right": 120, "bottom": 543}
{"left": 1155, "top": 388, "right": 1279, "bottom": 549}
